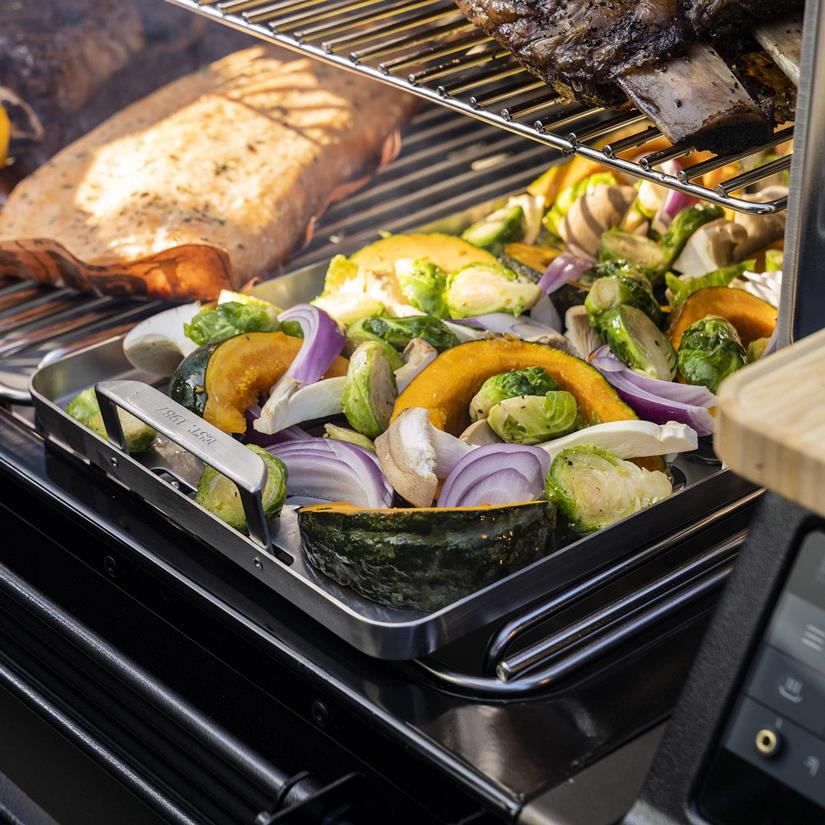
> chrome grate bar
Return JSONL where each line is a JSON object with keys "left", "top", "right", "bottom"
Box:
{"left": 160, "top": 0, "right": 793, "bottom": 215}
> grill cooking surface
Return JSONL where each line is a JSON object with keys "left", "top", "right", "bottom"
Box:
{"left": 163, "top": 0, "right": 792, "bottom": 215}
{"left": 0, "top": 106, "right": 549, "bottom": 404}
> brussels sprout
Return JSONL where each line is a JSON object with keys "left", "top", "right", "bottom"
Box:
{"left": 544, "top": 172, "right": 618, "bottom": 237}
{"left": 585, "top": 273, "right": 662, "bottom": 331}
{"left": 469, "top": 367, "right": 559, "bottom": 421}
{"left": 184, "top": 301, "right": 280, "bottom": 346}
{"left": 323, "top": 423, "right": 376, "bottom": 452}
{"left": 461, "top": 204, "right": 526, "bottom": 255}
{"left": 765, "top": 248, "right": 784, "bottom": 271}
{"left": 545, "top": 445, "right": 672, "bottom": 532}
{"left": 597, "top": 229, "right": 666, "bottom": 284}
{"left": 661, "top": 204, "right": 725, "bottom": 266}
{"left": 66, "top": 388, "right": 157, "bottom": 454}
{"left": 346, "top": 314, "right": 458, "bottom": 353}
{"left": 321, "top": 253, "right": 360, "bottom": 293}
{"left": 665, "top": 261, "right": 753, "bottom": 308}
{"left": 677, "top": 315, "right": 747, "bottom": 393}
{"left": 196, "top": 445, "right": 287, "bottom": 532}
{"left": 488, "top": 391, "right": 579, "bottom": 445}
{"left": 395, "top": 258, "right": 448, "bottom": 318}
{"left": 603, "top": 305, "right": 677, "bottom": 380}
{"left": 445, "top": 263, "right": 541, "bottom": 318}
{"left": 747, "top": 337, "right": 770, "bottom": 363}
{"left": 342, "top": 341, "right": 398, "bottom": 438}
{"left": 312, "top": 254, "right": 385, "bottom": 326}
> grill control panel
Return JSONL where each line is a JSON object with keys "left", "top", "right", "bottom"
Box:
{"left": 699, "top": 531, "right": 825, "bottom": 823}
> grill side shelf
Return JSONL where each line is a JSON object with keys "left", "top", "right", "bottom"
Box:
{"left": 164, "top": 0, "right": 793, "bottom": 215}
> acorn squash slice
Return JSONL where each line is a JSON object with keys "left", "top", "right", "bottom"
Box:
{"left": 298, "top": 500, "right": 554, "bottom": 612}
{"left": 350, "top": 233, "right": 497, "bottom": 278}
{"left": 668, "top": 287, "right": 777, "bottom": 351}
{"left": 169, "top": 331, "right": 348, "bottom": 434}
{"left": 392, "top": 338, "right": 636, "bottom": 436}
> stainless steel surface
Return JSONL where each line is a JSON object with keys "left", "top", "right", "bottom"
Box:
{"left": 0, "top": 107, "right": 552, "bottom": 405}
{"left": 778, "top": 0, "right": 825, "bottom": 345}
{"left": 30, "top": 253, "right": 754, "bottom": 660}
{"left": 484, "top": 503, "right": 758, "bottom": 674}
{"left": 418, "top": 527, "right": 749, "bottom": 697}
{"left": 161, "top": 0, "right": 793, "bottom": 215}
{"left": 95, "top": 380, "right": 271, "bottom": 548}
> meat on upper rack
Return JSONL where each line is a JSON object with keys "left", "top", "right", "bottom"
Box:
{"left": 683, "top": 0, "right": 804, "bottom": 39}
{"left": 454, "top": 0, "right": 802, "bottom": 152}
{"left": 453, "top": 0, "right": 691, "bottom": 107}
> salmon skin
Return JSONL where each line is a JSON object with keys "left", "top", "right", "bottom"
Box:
{"left": 0, "top": 47, "right": 415, "bottom": 299}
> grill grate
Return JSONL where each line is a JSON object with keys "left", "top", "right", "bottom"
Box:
{"left": 0, "top": 106, "right": 556, "bottom": 405}
{"left": 162, "top": 0, "right": 793, "bottom": 216}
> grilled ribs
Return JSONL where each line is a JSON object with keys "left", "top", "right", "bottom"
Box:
{"left": 455, "top": 0, "right": 800, "bottom": 152}
{"left": 453, "top": 0, "right": 690, "bottom": 107}
{"left": 683, "top": 0, "right": 803, "bottom": 39}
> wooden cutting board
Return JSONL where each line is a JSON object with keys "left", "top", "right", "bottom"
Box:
{"left": 715, "top": 327, "right": 825, "bottom": 517}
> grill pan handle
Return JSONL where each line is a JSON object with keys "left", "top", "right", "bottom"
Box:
{"left": 94, "top": 379, "right": 271, "bottom": 548}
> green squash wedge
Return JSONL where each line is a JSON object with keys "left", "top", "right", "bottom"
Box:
{"left": 298, "top": 500, "right": 554, "bottom": 612}
{"left": 169, "top": 332, "right": 348, "bottom": 433}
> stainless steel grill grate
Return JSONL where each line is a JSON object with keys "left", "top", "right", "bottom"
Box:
{"left": 0, "top": 106, "right": 557, "bottom": 405}
{"left": 163, "top": 0, "right": 794, "bottom": 215}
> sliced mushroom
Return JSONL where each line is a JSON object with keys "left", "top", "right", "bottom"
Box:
{"left": 394, "top": 338, "right": 437, "bottom": 391}
{"left": 564, "top": 305, "right": 603, "bottom": 360}
{"left": 375, "top": 407, "right": 474, "bottom": 507}
{"left": 254, "top": 376, "right": 346, "bottom": 434}
{"left": 459, "top": 419, "right": 503, "bottom": 446}
{"left": 733, "top": 186, "right": 788, "bottom": 259}
{"left": 671, "top": 218, "right": 747, "bottom": 276}
{"left": 558, "top": 185, "right": 637, "bottom": 260}
{"left": 123, "top": 302, "right": 201, "bottom": 376}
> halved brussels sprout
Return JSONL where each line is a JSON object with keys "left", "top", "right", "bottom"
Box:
{"left": 747, "top": 336, "right": 770, "bottom": 363}
{"left": 395, "top": 258, "right": 448, "bottom": 318}
{"left": 445, "top": 263, "right": 541, "bottom": 318}
{"left": 676, "top": 315, "right": 747, "bottom": 393}
{"left": 461, "top": 204, "right": 526, "bottom": 255}
{"left": 323, "top": 423, "right": 376, "bottom": 452}
{"left": 469, "top": 367, "right": 559, "bottom": 422}
{"left": 597, "top": 229, "right": 666, "bottom": 284}
{"left": 665, "top": 261, "right": 752, "bottom": 308}
{"left": 184, "top": 300, "right": 280, "bottom": 346}
{"left": 195, "top": 444, "right": 287, "bottom": 532}
{"left": 346, "top": 314, "right": 459, "bottom": 353}
{"left": 66, "top": 387, "right": 157, "bottom": 454}
{"left": 545, "top": 444, "right": 672, "bottom": 532}
{"left": 342, "top": 341, "right": 399, "bottom": 438}
{"left": 487, "top": 391, "right": 579, "bottom": 444}
{"left": 603, "top": 305, "right": 677, "bottom": 381}
{"left": 585, "top": 272, "right": 662, "bottom": 331}
{"left": 661, "top": 204, "right": 725, "bottom": 266}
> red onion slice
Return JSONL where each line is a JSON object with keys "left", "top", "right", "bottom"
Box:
{"left": 452, "top": 313, "right": 559, "bottom": 338}
{"left": 653, "top": 161, "right": 699, "bottom": 231}
{"left": 277, "top": 304, "right": 346, "bottom": 385}
{"left": 538, "top": 253, "right": 592, "bottom": 295}
{"left": 269, "top": 438, "right": 392, "bottom": 508}
{"left": 589, "top": 346, "right": 716, "bottom": 435}
{"left": 437, "top": 444, "right": 550, "bottom": 508}
{"left": 243, "top": 406, "right": 311, "bottom": 447}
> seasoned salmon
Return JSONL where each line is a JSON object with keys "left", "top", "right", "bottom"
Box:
{"left": 0, "top": 47, "right": 415, "bottom": 296}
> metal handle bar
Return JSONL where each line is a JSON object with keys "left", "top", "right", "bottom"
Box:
{"left": 95, "top": 379, "right": 271, "bottom": 547}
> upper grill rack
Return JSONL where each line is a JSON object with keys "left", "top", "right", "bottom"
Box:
{"left": 167, "top": 0, "right": 794, "bottom": 215}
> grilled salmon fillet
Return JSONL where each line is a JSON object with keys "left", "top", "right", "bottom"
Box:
{"left": 0, "top": 47, "right": 415, "bottom": 294}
